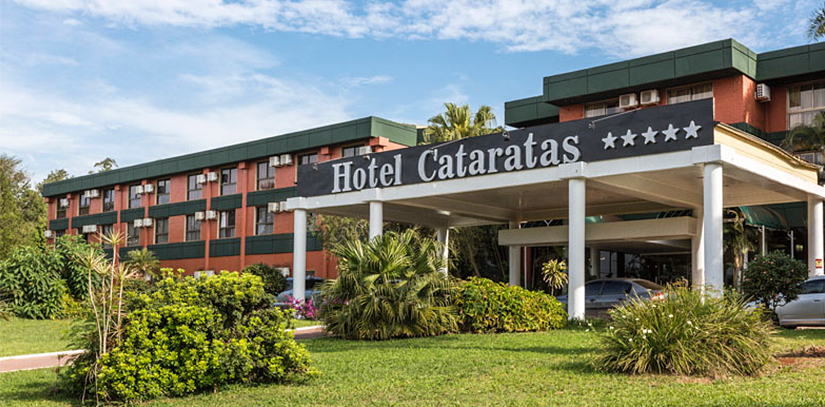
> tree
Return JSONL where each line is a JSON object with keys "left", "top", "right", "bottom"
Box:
{"left": 781, "top": 112, "right": 825, "bottom": 154}
{"left": 422, "top": 103, "right": 502, "bottom": 144}
{"left": 37, "top": 169, "right": 71, "bottom": 193}
{"left": 724, "top": 209, "right": 757, "bottom": 291}
{"left": 809, "top": 2, "right": 825, "bottom": 41}
{"left": 541, "top": 259, "right": 568, "bottom": 296}
{"left": 124, "top": 248, "right": 161, "bottom": 280}
{"left": 90, "top": 157, "right": 118, "bottom": 174}
{"left": 0, "top": 155, "right": 47, "bottom": 260}
{"left": 742, "top": 251, "right": 808, "bottom": 317}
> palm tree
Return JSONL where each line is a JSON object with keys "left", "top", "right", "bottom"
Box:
{"left": 422, "top": 103, "right": 502, "bottom": 144}
{"left": 124, "top": 247, "right": 160, "bottom": 280}
{"left": 321, "top": 229, "right": 458, "bottom": 340}
{"left": 782, "top": 112, "right": 825, "bottom": 154}
{"left": 809, "top": 2, "right": 825, "bottom": 41}
{"left": 724, "top": 209, "right": 757, "bottom": 291}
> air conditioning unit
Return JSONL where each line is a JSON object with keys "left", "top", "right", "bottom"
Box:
{"left": 143, "top": 184, "right": 154, "bottom": 193}
{"left": 357, "top": 146, "right": 372, "bottom": 156}
{"left": 755, "top": 83, "right": 771, "bottom": 102}
{"left": 44, "top": 230, "right": 54, "bottom": 239}
{"left": 196, "top": 174, "right": 207, "bottom": 184}
{"left": 82, "top": 224, "right": 98, "bottom": 234}
{"left": 269, "top": 156, "right": 281, "bottom": 167}
{"left": 134, "top": 219, "right": 144, "bottom": 228}
{"left": 59, "top": 198, "right": 70, "bottom": 207}
{"left": 135, "top": 185, "right": 144, "bottom": 195}
{"left": 267, "top": 202, "right": 280, "bottom": 213}
{"left": 194, "top": 211, "right": 205, "bottom": 221}
{"left": 206, "top": 172, "right": 218, "bottom": 182}
{"left": 205, "top": 210, "right": 218, "bottom": 220}
{"left": 279, "top": 200, "right": 288, "bottom": 212}
{"left": 280, "top": 154, "right": 293, "bottom": 166}
{"left": 619, "top": 93, "right": 638, "bottom": 109}
{"left": 84, "top": 189, "right": 100, "bottom": 198}
{"left": 142, "top": 218, "right": 153, "bottom": 228}
{"left": 276, "top": 267, "right": 290, "bottom": 277}
{"left": 639, "top": 90, "right": 660, "bottom": 105}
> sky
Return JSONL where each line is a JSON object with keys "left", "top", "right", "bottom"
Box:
{"left": 0, "top": 0, "right": 820, "bottom": 182}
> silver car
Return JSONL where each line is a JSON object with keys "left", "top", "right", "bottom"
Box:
{"left": 776, "top": 276, "right": 825, "bottom": 328}
{"left": 556, "top": 278, "right": 664, "bottom": 317}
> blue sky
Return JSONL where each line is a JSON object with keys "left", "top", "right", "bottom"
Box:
{"left": 0, "top": 0, "right": 819, "bottom": 182}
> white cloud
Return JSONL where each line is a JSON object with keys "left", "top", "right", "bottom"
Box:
{"left": 341, "top": 75, "right": 393, "bottom": 88}
{"left": 8, "top": 0, "right": 794, "bottom": 56}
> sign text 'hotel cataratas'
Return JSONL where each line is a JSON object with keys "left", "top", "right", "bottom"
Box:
{"left": 297, "top": 99, "right": 714, "bottom": 197}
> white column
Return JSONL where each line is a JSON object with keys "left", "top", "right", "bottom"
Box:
{"left": 589, "top": 246, "right": 600, "bottom": 279}
{"left": 369, "top": 200, "right": 383, "bottom": 240}
{"left": 568, "top": 178, "right": 586, "bottom": 320}
{"left": 703, "top": 163, "right": 724, "bottom": 295}
{"left": 293, "top": 208, "right": 307, "bottom": 302}
{"left": 436, "top": 227, "right": 450, "bottom": 275}
{"left": 691, "top": 207, "right": 705, "bottom": 290}
{"left": 808, "top": 196, "right": 824, "bottom": 276}
{"left": 508, "top": 221, "right": 522, "bottom": 286}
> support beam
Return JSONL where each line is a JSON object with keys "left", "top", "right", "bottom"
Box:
{"left": 568, "top": 178, "right": 586, "bottom": 320}
{"left": 436, "top": 227, "right": 450, "bottom": 275}
{"left": 293, "top": 208, "right": 307, "bottom": 302}
{"left": 703, "top": 163, "right": 724, "bottom": 295}
{"left": 589, "top": 246, "right": 600, "bottom": 279}
{"left": 369, "top": 200, "right": 383, "bottom": 239}
{"left": 508, "top": 221, "right": 522, "bottom": 287}
{"left": 691, "top": 208, "right": 705, "bottom": 291}
{"left": 808, "top": 197, "right": 824, "bottom": 276}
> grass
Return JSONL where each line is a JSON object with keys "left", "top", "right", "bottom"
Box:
{"left": 293, "top": 319, "right": 324, "bottom": 328}
{"left": 0, "top": 318, "right": 76, "bottom": 357}
{"left": 3, "top": 327, "right": 825, "bottom": 406}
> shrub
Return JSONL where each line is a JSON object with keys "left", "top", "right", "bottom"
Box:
{"left": 285, "top": 295, "right": 318, "bottom": 320}
{"left": 242, "top": 263, "right": 288, "bottom": 298}
{"left": 592, "top": 285, "right": 774, "bottom": 376}
{"left": 63, "top": 272, "right": 316, "bottom": 403}
{"left": 321, "top": 229, "right": 459, "bottom": 340}
{"left": 456, "top": 277, "right": 567, "bottom": 333}
{"left": 0, "top": 245, "right": 65, "bottom": 319}
{"left": 742, "top": 251, "right": 808, "bottom": 314}
{"left": 53, "top": 235, "right": 103, "bottom": 301}
{"left": 124, "top": 248, "right": 160, "bottom": 280}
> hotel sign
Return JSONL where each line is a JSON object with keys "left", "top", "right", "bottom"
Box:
{"left": 297, "top": 99, "right": 714, "bottom": 197}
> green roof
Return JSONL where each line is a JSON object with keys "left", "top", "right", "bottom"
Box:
{"left": 42, "top": 116, "right": 417, "bottom": 197}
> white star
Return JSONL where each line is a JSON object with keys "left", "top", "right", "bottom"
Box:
{"left": 641, "top": 126, "right": 658, "bottom": 145}
{"left": 602, "top": 132, "right": 617, "bottom": 149}
{"left": 662, "top": 124, "right": 679, "bottom": 142}
{"left": 683, "top": 120, "right": 701, "bottom": 139}
{"left": 620, "top": 129, "right": 637, "bottom": 147}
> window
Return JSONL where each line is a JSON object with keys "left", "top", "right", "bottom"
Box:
{"left": 185, "top": 215, "right": 201, "bottom": 241}
{"left": 128, "top": 185, "right": 142, "bottom": 209}
{"left": 257, "top": 161, "right": 275, "bottom": 190}
{"left": 584, "top": 99, "right": 621, "bottom": 118}
{"left": 101, "top": 188, "right": 115, "bottom": 212}
{"left": 667, "top": 83, "right": 713, "bottom": 105}
{"left": 101, "top": 224, "right": 114, "bottom": 248}
{"left": 155, "top": 218, "right": 169, "bottom": 244}
{"left": 797, "top": 151, "right": 825, "bottom": 165}
{"left": 299, "top": 153, "right": 318, "bottom": 165}
{"left": 57, "top": 199, "right": 68, "bottom": 219}
{"left": 256, "top": 206, "right": 274, "bottom": 235}
{"left": 219, "top": 210, "right": 236, "bottom": 238}
{"left": 127, "top": 222, "right": 140, "bottom": 247}
{"left": 601, "top": 281, "right": 633, "bottom": 295}
{"left": 788, "top": 82, "right": 825, "bottom": 128}
{"left": 585, "top": 281, "right": 603, "bottom": 296}
{"left": 220, "top": 168, "right": 237, "bottom": 195}
{"left": 78, "top": 194, "right": 90, "bottom": 215}
{"left": 801, "top": 279, "right": 825, "bottom": 295}
{"left": 342, "top": 145, "right": 362, "bottom": 158}
{"left": 156, "top": 179, "right": 171, "bottom": 205}
{"left": 55, "top": 230, "right": 66, "bottom": 238}
{"left": 187, "top": 174, "right": 203, "bottom": 200}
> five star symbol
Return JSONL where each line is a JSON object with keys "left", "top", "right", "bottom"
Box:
{"left": 599, "top": 121, "right": 702, "bottom": 150}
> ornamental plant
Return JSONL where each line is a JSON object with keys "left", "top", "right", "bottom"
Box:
{"left": 0, "top": 245, "right": 64, "bottom": 319}
{"left": 742, "top": 251, "right": 808, "bottom": 315}
{"left": 321, "top": 229, "right": 459, "bottom": 340}
{"left": 455, "top": 277, "right": 567, "bottom": 333}
{"left": 592, "top": 284, "right": 773, "bottom": 376}
{"left": 285, "top": 295, "right": 318, "bottom": 320}
{"left": 243, "top": 262, "right": 288, "bottom": 298}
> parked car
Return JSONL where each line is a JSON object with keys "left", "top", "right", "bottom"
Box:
{"left": 275, "top": 277, "right": 326, "bottom": 308}
{"left": 555, "top": 278, "right": 664, "bottom": 317}
{"left": 776, "top": 276, "right": 825, "bottom": 329}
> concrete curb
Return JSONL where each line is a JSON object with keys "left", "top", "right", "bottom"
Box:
{"left": 0, "top": 326, "right": 328, "bottom": 373}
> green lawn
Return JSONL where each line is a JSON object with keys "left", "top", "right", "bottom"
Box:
{"left": 0, "top": 318, "right": 76, "bottom": 357}
{"left": 3, "top": 327, "right": 825, "bottom": 406}
{"left": 293, "top": 319, "right": 324, "bottom": 328}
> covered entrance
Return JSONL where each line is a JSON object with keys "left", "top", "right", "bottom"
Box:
{"left": 286, "top": 100, "right": 825, "bottom": 320}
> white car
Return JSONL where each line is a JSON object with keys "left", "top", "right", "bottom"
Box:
{"left": 776, "top": 276, "right": 825, "bottom": 329}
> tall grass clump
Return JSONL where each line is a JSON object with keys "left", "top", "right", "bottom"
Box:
{"left": 593, "top": 284, "right": 774, "bottom": 376}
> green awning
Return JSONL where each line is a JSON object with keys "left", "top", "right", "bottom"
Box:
{"left": 739, "top": 206, "right": 788, "bottom": 230}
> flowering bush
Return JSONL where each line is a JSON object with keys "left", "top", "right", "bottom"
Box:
{"left": 285, "top": 295, "right": 318, "bottom": 320}
{"left": 592, "top": 284, "right": 774, "bottom": 376}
